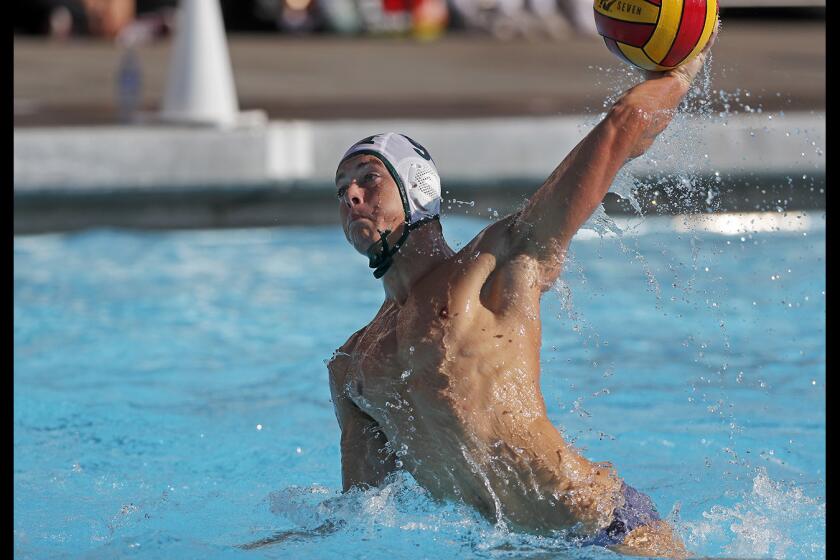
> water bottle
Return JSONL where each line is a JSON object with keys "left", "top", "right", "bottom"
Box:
{"left": 116, "top": 46, "right": 142, "bottom": 123}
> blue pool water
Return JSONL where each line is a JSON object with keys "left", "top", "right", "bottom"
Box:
{"left": 14, "top": 213, "right": 825, "bottom": 559}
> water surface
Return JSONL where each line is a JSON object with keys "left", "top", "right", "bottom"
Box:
{"left": 14, "top": 213, "right": 825, "bottom": 559}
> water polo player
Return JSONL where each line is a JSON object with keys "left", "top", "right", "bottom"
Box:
{"left": 328, "top": 33, "right": 717, "bottom": 558}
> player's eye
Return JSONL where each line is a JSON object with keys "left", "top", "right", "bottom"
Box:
{"left": 336, "top": 186, "right": 348, "bottom": 199}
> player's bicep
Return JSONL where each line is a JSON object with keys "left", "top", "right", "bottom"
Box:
{"left": 466, "top": 214, "right": 559, "bottom": 301}
{"left": 508, "top": 210, "right": 570, "bottom": 290}
{"left": 482, "top": 210, "right": 567, "bottom": 294}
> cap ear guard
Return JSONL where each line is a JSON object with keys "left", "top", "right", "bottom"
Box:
{"left": 403, "top": 161, "right": 442, "bottom": 219}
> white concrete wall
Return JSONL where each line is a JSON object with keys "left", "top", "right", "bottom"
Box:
{"left": 14, "top": 112, "right": 825, "bottom": 193}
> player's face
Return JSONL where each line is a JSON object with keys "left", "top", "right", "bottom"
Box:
{"left": 335, "top": 155, "right": 406, "bottom": 255}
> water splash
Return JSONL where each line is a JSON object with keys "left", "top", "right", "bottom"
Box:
{"left": 260, "top": 474, "right": 607, "bottom": 558}
{"left": 681, "top": 468, "right": 825, "bottom": 559}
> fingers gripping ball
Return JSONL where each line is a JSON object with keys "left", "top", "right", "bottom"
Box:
{"left": 594, "top": 0, "right": 718, "bottom": 71}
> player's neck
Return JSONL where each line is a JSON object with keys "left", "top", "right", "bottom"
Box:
{"left": 382, "top": 222, "right": 453, "bottom": 305}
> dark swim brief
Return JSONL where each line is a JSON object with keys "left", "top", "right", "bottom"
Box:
{"left": 581, "top": 481, "right": 661, "bottom": 547}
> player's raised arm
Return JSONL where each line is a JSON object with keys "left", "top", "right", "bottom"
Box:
{"left": 507, "top": 36, "right": 715, "bottom": 292}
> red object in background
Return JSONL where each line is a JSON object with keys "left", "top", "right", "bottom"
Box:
{"left": 382, "top": 0, "right": 410, "bottom": 13}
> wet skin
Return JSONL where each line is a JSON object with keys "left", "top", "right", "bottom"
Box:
{"left": 327, "top": 44, "right": 715, "bottom": 559}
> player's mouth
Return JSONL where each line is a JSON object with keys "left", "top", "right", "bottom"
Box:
{"left": 349, "top": 212, "right": 373, "bottom": 224}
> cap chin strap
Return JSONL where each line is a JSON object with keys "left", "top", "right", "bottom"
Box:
{"left": 366, "top": 216, "right": 439, "bottom": 279}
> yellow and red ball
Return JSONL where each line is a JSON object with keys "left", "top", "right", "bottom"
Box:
{"left": 594, "top": 0, "right": 718, "bottom": 71}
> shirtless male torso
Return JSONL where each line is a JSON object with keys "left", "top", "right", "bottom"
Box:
{"left": 327, "top": 38, "right": 716, "bottom": 558}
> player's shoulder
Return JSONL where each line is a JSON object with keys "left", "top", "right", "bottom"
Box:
{"left": 455, "top": 211, "right": 521, "bottom": 260}
{"left": 337, "top": 328, "right": 365, "bottom": 357}
{"left": 328, "top": 301, "right": 390, "bottom": 378}
{"left": 329, "top": 327, "right": 365, "bottom": 377}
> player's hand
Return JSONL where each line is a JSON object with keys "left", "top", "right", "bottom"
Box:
{"left": 642, "top": 18, "right": 719, "bottom": 86}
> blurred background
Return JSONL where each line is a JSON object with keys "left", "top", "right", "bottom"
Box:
{"left": 13, "top": 0, "right": 825, "bottom": 232}
{"left": 13, "top": 0, "right": 827, "bottom": 42}
{"left": 13, "top": 0, "right": 826, "bottom": 123}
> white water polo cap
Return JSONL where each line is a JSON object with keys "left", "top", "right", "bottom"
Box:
{"left": 339, "top": 132, "right": 442, "bottom": 224}
{"left": 338, "top": 133, "right": 442, "bottom": 279}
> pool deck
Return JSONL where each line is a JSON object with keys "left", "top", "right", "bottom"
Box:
{"left": 13, "top": 20, "right": 825, "bottom": 233}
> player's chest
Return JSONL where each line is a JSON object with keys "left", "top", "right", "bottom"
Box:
{"left": 346, "top": 293, "right": 470, "bottom": 403}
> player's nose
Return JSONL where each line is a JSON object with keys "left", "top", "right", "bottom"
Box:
{"left": 342, "top": 181, "right": 364, "bottom": 207}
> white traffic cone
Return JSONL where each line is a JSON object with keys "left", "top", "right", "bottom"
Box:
{"left": 160, "top": 0, "right": 243, "bottom": 127}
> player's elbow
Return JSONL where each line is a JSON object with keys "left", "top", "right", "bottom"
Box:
{"left": 608, "top": 101, "right": 652, "bottom": 138}
{"left": 608, "top": 101, "right": 656, "bottom": 159}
